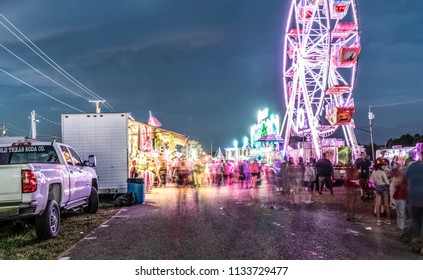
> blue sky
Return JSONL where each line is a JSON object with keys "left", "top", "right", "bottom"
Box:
{"left": 1, "top": 0, "right": 422, "bottom": 151}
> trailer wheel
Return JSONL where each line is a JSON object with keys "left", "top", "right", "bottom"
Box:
{"left": 35, "top": 200, "right": 60, "bottom": 239}
{"left": 84, "top": 187, "right": 99, "bottom": 214}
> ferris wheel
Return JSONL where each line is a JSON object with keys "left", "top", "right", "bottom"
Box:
{"left": 280, "top": 0, "right": 361, "bottom": 158}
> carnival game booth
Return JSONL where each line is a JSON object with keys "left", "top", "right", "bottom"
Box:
{"left": 375, "top": 143, "right": 423, "bottom": 165}
{"left": 62, "top": 112, "right": 188, "bottom": 195}
{"left": 128, "top": 119, "right": 188, "bottom": 192}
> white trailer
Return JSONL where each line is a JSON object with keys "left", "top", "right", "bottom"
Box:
{"left": 62, "top": 113, "right": 130, "bottom": 194}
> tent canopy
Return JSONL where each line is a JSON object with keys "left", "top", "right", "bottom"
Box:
{"left": 257, "top": 134, "right": 284, "bottom": 142}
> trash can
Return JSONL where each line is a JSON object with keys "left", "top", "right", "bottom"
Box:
{"left": 127, "top": 178, "right": 145, "bottom": 204}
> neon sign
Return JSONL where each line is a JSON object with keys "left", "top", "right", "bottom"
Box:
{"left": 250, "top": 108, "right": 280, "bottom": 147}
{"left": 257, "top": 108, "right": 269, "bottom": 123}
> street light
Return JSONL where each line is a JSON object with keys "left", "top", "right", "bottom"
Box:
{"left": 368, "top": 106, "right": 375, "bottom": 160}
{"left": 234, "top": 140, "right": 239, "bottom": 163}
{"left": 243, "top": 136, "right": 248, "bottom": 149}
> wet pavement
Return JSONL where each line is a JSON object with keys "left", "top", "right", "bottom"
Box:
{"left": 59, "top": 179, "right": 423, "bottom": 260}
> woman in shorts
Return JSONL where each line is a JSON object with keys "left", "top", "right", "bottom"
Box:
{"left": 370, "top": 159, "right": 391, "bottom": 226}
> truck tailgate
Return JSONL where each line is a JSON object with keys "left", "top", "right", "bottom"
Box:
{"left": 0, "top": 165, "right": 22, "bottom": 201}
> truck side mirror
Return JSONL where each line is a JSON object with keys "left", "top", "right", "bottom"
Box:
{"left": 88, "top": 155, "right": 96, "bottom": 167}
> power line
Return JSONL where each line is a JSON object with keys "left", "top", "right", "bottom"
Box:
{"left": 370, "top": 97, "right": 423, "bottom": 108}
{"left": 0, "top": 122, "right": 28, "bottom": 136}
{"left": 0, "top": 68, "right": 86, "bottom": 113}
{"left": 34, "top": 113, "right": 61, "bottom": 126}
{"left": 0, "top": 15, "right": 102, "bottom": 100}
{"left": 0, "top": 43, "right": 92, "bottom": 101}
{"left": 0, "top": 14, "right": 115, "bottom": 112}
{"left": 4, "top": 123, "right": 27, "bottom": 133}
{"left": 373, "top": 122, "right": 423, "bottom": 133}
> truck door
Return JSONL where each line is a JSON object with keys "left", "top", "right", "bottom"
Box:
{"left": 60, "top": 145, "right": 90, "bottom": 201}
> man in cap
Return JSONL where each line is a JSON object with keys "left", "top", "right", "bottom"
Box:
{"left": 354, "top": 152, "right": 371, "bottom": 201}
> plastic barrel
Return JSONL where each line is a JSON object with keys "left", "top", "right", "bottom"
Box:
{"left": 127, "top": 178, "right": 145, "bottom": 204}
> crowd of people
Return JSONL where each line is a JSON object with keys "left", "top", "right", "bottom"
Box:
{"left": 354, "top": 151, "right": 416, "bottom": 229}
{"left": 275, "top": 150, "right": 423, "bottom": 249}
{"left": 134, "top": 157, "right": 268, "bottom": 190}
{"left": 371, "top": 151, "right": 423, "bottom": 248}
{"left": 352, "top": 149, "right": 423, "bottom": 251}
{"left": 276, "top": 153, "right": 334, "bottom": 203}
{"left": 132, "top": 150, "right": 423, "bottom": 251}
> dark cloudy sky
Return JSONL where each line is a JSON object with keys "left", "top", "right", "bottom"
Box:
{"left": 1, "top": 0, "right": 422, "bottom": 151}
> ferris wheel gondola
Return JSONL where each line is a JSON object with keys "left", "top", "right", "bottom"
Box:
{"left": 280, "top": 0, "right": 361, "bottom": 159}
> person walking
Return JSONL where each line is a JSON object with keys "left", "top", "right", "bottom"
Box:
{"left": 244, "top": 160, "right": 251, "bottom": 188}
{"left": 298, "top": 157, "right": 306, "bottom": 189}
{"left": 354, "top": 152, "right": 371, "bottom": 201}
{"left": 344, "top": 166, "right": 360, "bottom": 221}
{"left": 304, "top": 161, "right": 316, "bottom": 203}
{"left": 286, "top": 157, "right": 296, "bottom": 194}
{"left": 370, "top": 159, "right": 391, "bottom": 226}
{"left": 390, "top": 155, "right": 400, "bottom": 170}
{"left": 393, "top": 165, "right": 408, "bottom": 232}
{"left": 238, "top": 161, "right": 246, "bottom": 188}
{"left": 210, "top": 162, "right": 217, "bottom": 186}
{"left": 158, "top": 161, "right": 167, "bottom": 187}
{"left": 405, "top": 151, "right": 423, "bottom": 246}
{"left": 193, "top": 160, "right": 202, "bottom": 188}
{"left": 251, "top": 160, "right": 260, "bottom": 187}
{"left": 278, "top": 156, "right": 288, "bottom": 193}
{"left": 223, "top": 161, "right": 231, "bottom": 185}
{"left": 204, "top": 162, "right": 211, "bottom": 186}
{"left": 216, "top": 161, "right": 224, "bottom": 186}
{"left": 292, "top": 163, "right": 303, "bottom": 204}
{"left": 315, "top": 152, "right": 334, "bottom": 195}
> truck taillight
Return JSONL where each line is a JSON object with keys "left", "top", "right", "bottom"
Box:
{"left": 22, "top": 170, "right": 37, "bottom": 193}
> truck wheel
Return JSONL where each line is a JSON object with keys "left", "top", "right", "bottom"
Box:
{"left": 35, "top": 200, "right": 60, "bottom": 239}
{"left": 84, "top": 187, "right": 99, "bottom": 214}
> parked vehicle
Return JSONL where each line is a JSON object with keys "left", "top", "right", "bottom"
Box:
{"left": 0, "top": 138, "right": 99, "bottom": 239}
{"left": 62, "top": 113, "right": 135, "bottom": 194}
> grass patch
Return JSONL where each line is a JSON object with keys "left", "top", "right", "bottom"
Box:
{"left": 0, "top": 196, "right": 119, "bottom": 260}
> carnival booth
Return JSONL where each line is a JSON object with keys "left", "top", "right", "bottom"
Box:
{"left": 62, "top": 112, "right": 188, "bottom": 195}
{"left": 128, "top": 116, "right": 188, "bottom": 192}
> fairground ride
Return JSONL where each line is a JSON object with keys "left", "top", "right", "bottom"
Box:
{"left": 280, "top": 0, "right": 361, "bottom": 159}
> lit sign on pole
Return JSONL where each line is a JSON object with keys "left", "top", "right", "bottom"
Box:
{"left": 257, "top": 108, "right": 269, "bottom": 123}
{"left": 243, "top": 136, "right": 249, "bottom": 148}
{"left": 250, "top": 108, "right": 280, "bottom": 147}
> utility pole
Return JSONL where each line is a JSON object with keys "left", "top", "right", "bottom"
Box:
{"left": 89, "top": 100, "right": 105, "bottom": 114}
{"left": 368, "top": 106, "right": 375, "bottom": 160}
{"left": 30, "top": 110, "right": 37, "bottom": 139}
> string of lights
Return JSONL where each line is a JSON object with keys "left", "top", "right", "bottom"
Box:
{"left": 371, "top": 97, "right": 423, "bottom": 108}
{"left": 34, "top": 113, "right": 61, "bottom": 126}
{"left": 373, "top": 122, "right": 423, "bottom": 133}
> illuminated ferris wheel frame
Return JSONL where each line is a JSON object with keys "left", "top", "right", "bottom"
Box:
{"left": 280, "top": 0, "right": 361, "bottom": 158}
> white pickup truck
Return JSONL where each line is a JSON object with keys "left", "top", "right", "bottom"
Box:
{"left": 0, "top": 139, "right": 99, "bottom": 239}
